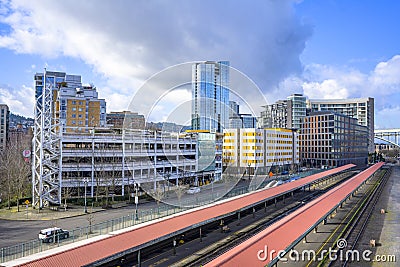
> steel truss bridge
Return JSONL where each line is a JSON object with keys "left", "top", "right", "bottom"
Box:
{"left": 374, "top": 129, "right": 400, "bottom": 148}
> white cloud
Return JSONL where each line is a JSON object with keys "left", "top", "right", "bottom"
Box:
{"left": 0, "top": 0, "right": 312, "bottom": 120}
{"left": 278, "top": 55, "right": 400, "bottom": 106}
{"left": 303, "top": 79, "right": 349, "bottom": 99}
{"left": 0, "top": 84, "right": 34, "bottom": 116}
{"left": 369, "top": 55, "right": 400, "bottom": 95}
{"left": 375, "top": 106, "right": 400, "bottom": 129}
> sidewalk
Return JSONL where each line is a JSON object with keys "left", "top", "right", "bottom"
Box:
{"left": 0, "top": 205, "right": 105, "bottom": 221}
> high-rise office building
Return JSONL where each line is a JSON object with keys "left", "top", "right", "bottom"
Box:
{"left": 240, "top": 114, "right": 258, "bottom": 128}
{"left": 228, "top": 101, "right": 258, "bottom": 129}
{"left": 0, "top": 104, "right": 9, "bottom": 151}
{"left": 191, "top": 61, "right": 230, "bottom": 132}
{"left": 228, "top": 101, "right": 242, "bottom": 128}
{"left": 34, "top": 70, "right": 106, "bottom": 132}
{"left": 307, "top": 97, "right": 374, "bottom": 152}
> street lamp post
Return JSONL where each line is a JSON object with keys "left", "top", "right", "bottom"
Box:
{"left": 84, "top": 178, "right": 88, "bottom": 213}
{"left": 248, "top": 163, "right": 251, "bottom": 180}
{"left": 134, "top": 183, "right": 139, "bottom": 220}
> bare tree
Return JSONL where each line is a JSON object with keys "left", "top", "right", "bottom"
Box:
{"left": 92, "top": 142, "right": 120, "bottom": 207}
{"left": 174, "top": 180, "right": 186, "bottom": 207}
{"left": 0, "top": 137, "right": 31, "bottom": 211}
{"left": 153, "top": 181, "right": 165, "bottom": 214}
{"left": 86, "top": 205, "right": 95, "bottom": 234}
{"left": 62, "top": 186, "right": 73, "bottom": 211}
{"left": 290, "top": 163, "right": 297, "bottom": 174}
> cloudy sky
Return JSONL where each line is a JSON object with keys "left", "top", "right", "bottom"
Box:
{"left": 0, "top": 0, "right": 399, "bottom": 129}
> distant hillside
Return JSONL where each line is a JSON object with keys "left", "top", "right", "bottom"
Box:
{"left": 9, "top": 113, "right": 34, "bottom": 127}
{"left": 10, "top": 113, "right": 33, "bottom": 121}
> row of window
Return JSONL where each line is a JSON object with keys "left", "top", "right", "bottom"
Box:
{"left": 71, "top": 114, "right": 84, "bottom": 118}
{"left": 242, "top": 152, "right": 263, "bottom": 157}
{"left": 265, "top": 140, "right": 292, "bottom": 144}
{"left": 242, "top": 132, "right": 262, "bottom": 136}
{"left": 266, "top": 152, "right": 292, "bottom": 156}
{"left": 243, "top": 159, "right": 263, "bottom": 164}
{"left": 242, "top": 139, "right": 263, "bottom": 143}
{"left": 242, "top": 145, "right": 262, "bottom": 150}
{"left": 266, "top": 133, "right": 292, "bottom": 138}
{"left": 71, "top": 101, "right": 85, "bottom": 105}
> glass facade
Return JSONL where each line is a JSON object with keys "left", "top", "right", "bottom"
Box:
{"left": 300, "top": 111, "right": 368, "bottom": 167}
{"left": 191, "top": 61, "right": 230, "bottom": 132}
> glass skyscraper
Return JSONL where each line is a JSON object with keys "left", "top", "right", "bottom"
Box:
{"left": 191, "top": 61, "right": 230, "bottom": 132}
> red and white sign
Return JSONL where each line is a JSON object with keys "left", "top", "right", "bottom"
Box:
{"left": 22, "top": 150, "right": 31, "bottom": 158}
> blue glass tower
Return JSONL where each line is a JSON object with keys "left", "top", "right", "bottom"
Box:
{"left": 191, "top": 61, "right": 230, "bottom": 132}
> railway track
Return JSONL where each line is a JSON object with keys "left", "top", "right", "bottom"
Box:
{"left": 301, "top": 167, "right": 390, "bottom": 267}
{"left": 328, "top": 166, "right": 391, "bottom": 267}
{"left": 164, "top": 171, "right": 356, "bottom": 267}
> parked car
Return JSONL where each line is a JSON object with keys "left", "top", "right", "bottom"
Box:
{"left": 38, "top": 227, "right": 70, "bottom": 243}
{"left": 186, "top": 187, "right": 200, "bottom": 194}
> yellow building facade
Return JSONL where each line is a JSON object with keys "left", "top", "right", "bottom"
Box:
{"left": 223, "top": 128, "right": 299, "bottom": 174}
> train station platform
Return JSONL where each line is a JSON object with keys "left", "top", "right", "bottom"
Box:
{"left": 205, "top": 162, "right": 384, "bottom": 267}
{"left": 1, "top": 164, "right": 355, "bottom": 267}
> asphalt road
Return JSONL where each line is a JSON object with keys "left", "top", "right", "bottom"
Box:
{"left": 0, "top": 179, "right": 252, "bottom": 249}
{"left": 0, "top": 201, "right": 156, "bottom": 249}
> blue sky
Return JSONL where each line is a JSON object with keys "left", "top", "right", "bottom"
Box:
{"left": 0, "top": 0, "right": 399, "bottom": 129}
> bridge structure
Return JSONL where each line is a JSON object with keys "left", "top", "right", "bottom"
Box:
{"left": 374, "top": 129, "right": 400, "bottom": 148}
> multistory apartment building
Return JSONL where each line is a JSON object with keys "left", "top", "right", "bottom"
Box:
{"left": 191, "top": 61, "right": 230, "bottom": 132}
{"left": 260, "top": 100, "right": 288, "bottom": 129}
{"left": 107, "top": 111, "right": 145, "bottom": 129}
{"left": 287, "top": 94, "right": 307, "bottom": 130}
{"left": 60, "top": 129, "right": 222, "bottom": 196}
{"left": 307, "top": 97, "right": 374, "bottom": 152}
{"left": 300, "top": 111, "right": 368, "bottom": 167}
{"left": 260, "top": 94, "right": 307, "bottom": 130}
{"left": 0, "top": 104, "right": 9, "bottom": 151}
{"left": 34, "top": 70, "right": 106, "bottom": 133}
{"left": 223, "top": 128, "right": 299, "bottom": 175}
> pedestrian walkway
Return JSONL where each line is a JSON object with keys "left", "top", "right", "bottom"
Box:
{"left": 0, "top": 205, "right": 105, "bottom": 221}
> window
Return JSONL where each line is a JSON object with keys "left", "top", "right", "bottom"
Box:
{"left": 72, "top": 107, "right": 76, "bottom": 111}
{"left": 78, "top": 114, "right": 82, "bottom": 118}
{"left": 72, "top": 101, "right": 76, "bottom": 105}
{"left": 78, "top": 108, "right": 83, "bottom": 112}
{"left": 72, "top": 114, "right": 76, "bottom": 118}
{"left": 72, "top": 120, "right": 76, "bottom": 125}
